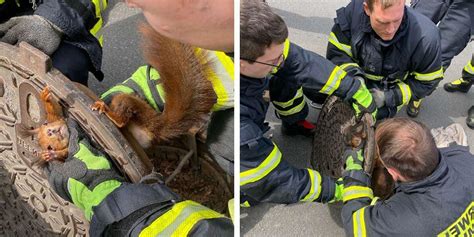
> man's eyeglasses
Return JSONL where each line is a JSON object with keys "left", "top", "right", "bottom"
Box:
{"left": 241, "top": 53, "right": 285, "bottom": 70}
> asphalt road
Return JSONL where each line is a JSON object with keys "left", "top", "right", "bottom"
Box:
{"left": 241, "top": 1, "right": 474, "bottom": 236}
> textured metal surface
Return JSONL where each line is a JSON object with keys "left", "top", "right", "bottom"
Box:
{"left": 0, "top": 42, "right": 151, "bottom": 236}
{"left": 310, "top": 96, "right": 375, "bottom": 178}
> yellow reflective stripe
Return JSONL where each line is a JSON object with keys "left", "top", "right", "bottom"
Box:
{"left": 129, "top": 67, "right": 159, "bottom": 110}
{"left": 301, "top": 169, "right": 322, "bottom": 202}
{"left": 328, "top": 32, "right": 353, "bottom": 58}
{"left": 413, "top": 67, "right": 443, "bottom": 81}
{"left": 397, "top": 82, "right": 412, "bottom": 105}
{"left": 271, "top": 39, "right": 291, "bottom": 74}
{"left": 197, "top": 49, "right": 234, "bottom": 111}
{"left": 370, "top": 197, "right": 380, "bottom": 205}
{"left": 464, "top": 60, "right": 474, "bottom": 74}
{"left": 240, "top": 144, "right": 282, "bottom": 186}
{"left": 364, "top": 73, "right": 384, "bottom": 81}
{"left": 320, "top": 66, "right": 346, "bottom": 94}
{"left": 438, "top": 202, "right": 474, "bottom": 236}
{"left": 353, "top": 207, "right": 367, "bottom": 237}
{"left": 240, "top": 201, "right": 251, "bottom": 208}
{"left": 139, "top": 201, "right": 224, "bottom": 237}
{"left": 100, "top": 85, "right": 135, "bottom": 100}
{"left": 0, "top": 0, "right": 5, "bottom": 4}
{"left": 274, "top": 96, "right": 306, "bottom": 116}
{"left": 283, "top": 38, "right": 290, "bottom": 58}
{"left": 342, "top": 186, "right": 374, "bottom": 202}
{"left": 340, "top": 63, "right": 359, "bottom": 70}
{"left": 273, "top": 87, "right": 304, "bottom": 108}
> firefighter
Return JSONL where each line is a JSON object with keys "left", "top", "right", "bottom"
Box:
{"left": 341, "top": 118, "right": 474, "bottom": 236}
{"left": 326, "top": 0, "right": 443, "bottom": 120}
{"left": 240, "top": 0, "right": 376, "bottom": 206}
{"left": 411, "top": 0, "right": 474, "bottom": 117}
{"left": 444, "top": 54, "right": 474, "bottom": 129}
{"left": 2, "top": 0, "right": 235, "bottom": 236}
{"left": 0, "top": 0, "right": 106, "bottom": 85}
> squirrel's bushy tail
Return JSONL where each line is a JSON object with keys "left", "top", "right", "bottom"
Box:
{"left": 139, "top": 23, "right": 217, "bottom": 142}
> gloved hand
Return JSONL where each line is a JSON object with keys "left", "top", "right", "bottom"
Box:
{"left": 369, "top": 88, "right": 385, "bottom": 108}
{"left": 330, "top": 178, "right": 344, "bottom": 203}
{"left": 45, "top": 119, "right": 124, "bottom": 221}
{"left": 0, "top": 15, "right": 63, "bottom": 55}
{"left": 343, "top": 145, "right": 364, "bottom": 171}
{"left": 351, "top": 77, "right": 377, "bottom": 121}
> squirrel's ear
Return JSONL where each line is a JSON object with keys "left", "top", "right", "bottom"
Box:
{"left": 17, "top": 124, "right": 39, "bottom": 136}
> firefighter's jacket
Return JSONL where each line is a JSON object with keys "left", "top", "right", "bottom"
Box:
{"left": 341, "top": 145, "right": 474, "bottom": 236}
{"left": 327, "top": 0, "right": 443, "bottom": 108}
{"left": 240, "top": 41, "right": 367, "bottom": 204}
{"left": 269, "top": 39, "right": 370, "bottom": 123}
{"left": 411, "top": 0, "right": 474, "bottom": 68}
{"left": 101, "top": 50, "right": 234, "bottom": 112}
{"left": 0, "top": 0, "right": 107, "bottom": 75}
{"left": 90, "top": 183, "right": 233, "bottom": 236}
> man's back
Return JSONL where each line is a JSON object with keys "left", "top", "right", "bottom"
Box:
{"left": 362, "top": 145, "right": 474, "bottom": 236}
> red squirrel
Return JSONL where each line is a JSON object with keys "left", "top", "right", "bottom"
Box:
{"left": 91, "top": 23, "right": 217, "bottom": 148}
{"left": 20, "top": 87, "right": 70, "bottom": 164}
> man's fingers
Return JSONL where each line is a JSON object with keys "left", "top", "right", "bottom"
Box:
{"left": 0, "top": 17, "right": 19, "bottom": 35}
{"left": 0, "top": 29, "right": 19, "bottom": 45}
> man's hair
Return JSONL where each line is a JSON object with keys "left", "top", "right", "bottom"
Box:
{"left": 365, "top": 0, "right": 402, "bottom": 11}
{"left": 375, "top": 118, "right": 439, "bottom": 182}
{"left": 240, "top": 0, "right": 288, "bottom": 61}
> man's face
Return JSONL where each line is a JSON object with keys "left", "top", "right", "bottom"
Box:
{"left": 125, "top": 0, "right": 234, "bottom": 52}
{"left": 363, "top": 0, "right": 405, "bottom": 41}
{"left": 240, "top": 43, "right": 285, "bottom": 78}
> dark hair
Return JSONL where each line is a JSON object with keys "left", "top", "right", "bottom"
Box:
{"left": 365, "top": 0, "right": 400, "bottom": 12}
{"left": 375, "top": 118, "right": 439, "bottom": 182}
{"left": 240, "top": 0, "right": 288, "bottom": 61}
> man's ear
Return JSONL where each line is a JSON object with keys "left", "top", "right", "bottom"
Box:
{"left": 386, "top": 167, "right": 405, "bottom": 182}
{"left": 363, "top": 2, "right": 371, "bottom": 16}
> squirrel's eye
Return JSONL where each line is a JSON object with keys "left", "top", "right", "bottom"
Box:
{"left": 47, "top": 145, "right": 52, "bottom": 150}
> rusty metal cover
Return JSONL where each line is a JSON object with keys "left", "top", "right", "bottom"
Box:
{"left": 0, "top": 42, "right": 152, "bottom": 236}
{"left": 310, "top": 96, "right": 376, "bottom": 178}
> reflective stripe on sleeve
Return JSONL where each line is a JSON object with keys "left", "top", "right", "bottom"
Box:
{"left": 300, "top": 169, "right": 322, "bottom": 202}
{"left": 397, "top": 82, "right": 412, "bottom": 105}
{"left": 328, "top": 32, "right": 353, "bottom": 58}
{"left": 352, "top": 207, "right": 368, "bottom": 237}
{"left": 320, "top": 66, "right": 347, "bottom": 94}
{"left": 240, "top": 144, "right": 282, "bottom": 186}
{"left": 413, "top": 67, "right": 443, "bottom": 81}
{"left": 139, "top": 200, "right": 224, "bottom": 237}
{"left": 342, "top": 186, "right": 373, "bottom": 202}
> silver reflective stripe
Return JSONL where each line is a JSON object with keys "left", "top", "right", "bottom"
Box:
{"left": 301, "top": 169, "right": 321, "bottom": 202}
{"left": 159, "top": 203, "right": 209, "bottom": 236}
{"left": 240, "top": 145, "right": 282, "bottom": 186}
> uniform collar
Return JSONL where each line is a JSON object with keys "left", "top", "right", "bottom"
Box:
{"left": 395, "top": 151, "right": 447, "bottom": 194}
{"left": 240, "top": 74, "right": 269, "bottom": 97}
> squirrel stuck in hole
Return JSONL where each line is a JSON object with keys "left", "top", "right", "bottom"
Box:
{"left": 19, "top": 87, "right": 70, "bottom": 165}
{"left": 91, "top": 23, "right": 217, "bottom": 149}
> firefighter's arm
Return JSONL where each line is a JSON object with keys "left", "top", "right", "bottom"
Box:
{"left": 340, "top": 147, "right": 403, "bottom": 236}
{"left": 404, "top": 30, "right": 444, "bottom": 102}
{"left": 275, "top": 41, "right": 375, "bottom": 119}
{"left": 46, "top": 120, "right": 232, "bottom": 236}
{"left": 34, "top": 0, "right": 106, "bottom": 41}
{"left": 240, "top": 118, "right": 342, "bottom": 204}
{"left": 326, "top": 14, "right": 364, "bottom": 77}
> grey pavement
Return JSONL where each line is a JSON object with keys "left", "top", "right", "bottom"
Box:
{"left": 241, "top": 1, "right": 474, "bottom": 236}
{"left": 89, "top": 1, "right": 145, "bottom": 95}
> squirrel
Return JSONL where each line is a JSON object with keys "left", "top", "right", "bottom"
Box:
{"left": 19, "top": 87, "right": 70, "bottom": 164}
{"left": 91, "top": 23, "right": 217, "bottom": 149}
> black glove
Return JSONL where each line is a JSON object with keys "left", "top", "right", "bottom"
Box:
{"left": 0, "top": 15, "right": 63, "bottom": 55}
